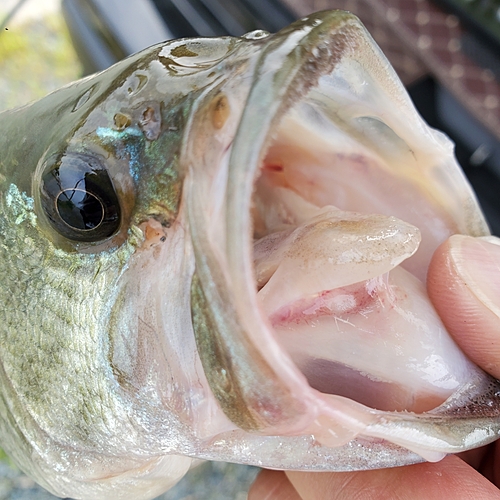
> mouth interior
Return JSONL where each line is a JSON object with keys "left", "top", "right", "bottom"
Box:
{"left": 250, "top": 87, "right": 470, "bottom": 414}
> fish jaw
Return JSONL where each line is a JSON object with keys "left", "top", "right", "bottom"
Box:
{"left": 187, "top": 9, "right": 500, "bottom": 467}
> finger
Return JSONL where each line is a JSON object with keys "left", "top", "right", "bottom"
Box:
{"left": 427, "top": 235, "right": 500, "bottom": 379}
{"left": 248, "top": 469, "right": 302, "bottom": 500}
{"left": 285, "top": 455, "right": 500, "bottom": 500}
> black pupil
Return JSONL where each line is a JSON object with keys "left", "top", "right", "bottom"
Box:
{"left": 56, "top": 188, "right": 104, "bottom": 230}
{"left": 40, "top": 153, "right": 121, "bottom": 243}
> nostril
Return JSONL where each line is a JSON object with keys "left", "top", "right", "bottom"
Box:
{"left": 139, "top": 218, "right": 168, "bottom": 248}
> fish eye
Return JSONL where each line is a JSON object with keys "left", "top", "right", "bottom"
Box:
{"left": 40, "top": 153, "right": 121, "bottom": 242}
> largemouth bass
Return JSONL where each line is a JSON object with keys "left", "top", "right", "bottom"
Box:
{"left": 0, "top": 10, "right": 499, "bottom": 500}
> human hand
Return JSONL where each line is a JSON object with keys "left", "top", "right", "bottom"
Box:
{"left": 248, "top": 235, "right": 500, "bottom": 500}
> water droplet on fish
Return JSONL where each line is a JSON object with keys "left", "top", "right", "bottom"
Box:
{"left": 311, "top": 18, "right": 322, "bottom": 26}
{"left": 242, "top": 30, "right": 270, "bottom": 40}
{"left": 72, "top": 85, "right": 97, "bottom": 112}
{"left": 127, "top": 74, "right": 148, "bottom": 95}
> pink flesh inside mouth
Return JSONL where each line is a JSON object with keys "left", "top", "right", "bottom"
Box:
{"left": 250, "top": 109, "right": 473, "bottom": 415}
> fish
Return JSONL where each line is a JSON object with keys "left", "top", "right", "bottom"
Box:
{"left": 0, "top": 9, "right": 499, "bottom": 500}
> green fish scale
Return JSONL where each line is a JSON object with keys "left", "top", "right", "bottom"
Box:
{"left": 0, "top": 184, "right": 144, "bottom": 457}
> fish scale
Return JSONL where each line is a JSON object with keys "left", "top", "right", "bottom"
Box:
{"left": 0, "top": 184, "right": 193, "bottom": 498}
{"left": 0, "top": 186, "right": 125, "bottom": 438}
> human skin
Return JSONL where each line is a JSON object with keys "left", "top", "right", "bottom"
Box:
{"left": 248, "top": 235, "right": 500, "bottom": 500}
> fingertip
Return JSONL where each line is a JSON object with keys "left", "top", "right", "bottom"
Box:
{"left": 248, "top": 469, "right": 302, "bottom": 500}
{"left": 428, "top": 235, "right": 500, "bottom": 379}
{"left": 285, "top": 456, "right": 500, "bottom": 499}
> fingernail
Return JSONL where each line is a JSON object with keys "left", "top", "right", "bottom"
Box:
{"left": 449, "top": 234, "right": 500, "bottom": 318}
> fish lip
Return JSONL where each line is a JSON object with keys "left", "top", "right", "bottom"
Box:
{"left": 220, "top": 13, "right": 384, "bottom": 427}
{"left": 186, "top": 12, "right": 363, "bottom": 437}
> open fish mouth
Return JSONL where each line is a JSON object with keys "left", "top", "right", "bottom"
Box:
{"left": 3, "top": 9, "right": 500, "bottom": 500}
{"left": 186, "top": 11, "right": 500, "bottom": 466}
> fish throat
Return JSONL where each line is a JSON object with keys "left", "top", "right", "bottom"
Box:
{"left": 251, "top": 109, "right": 456, "bottom": 414}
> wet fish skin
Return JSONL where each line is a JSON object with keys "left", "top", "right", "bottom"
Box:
{"left": 0, "top": 17, "right": 327, "bottom": 496}
{"left": 0, "top": 32, "right": 252, "bottom": 499}
{"left": 0, "top": 9, "right": 500, "bottom": 500}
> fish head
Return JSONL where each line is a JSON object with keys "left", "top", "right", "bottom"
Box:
{"left": 0, "top": 10, "right": 499, "bottom": 500}
{"left": 0, "top": 30, "right": 255, "bottom": 499}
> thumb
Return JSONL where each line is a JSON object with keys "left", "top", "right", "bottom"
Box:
{"left": 428, "top": 235, "right": 500, "bottom": 379}
{"left": 248, "top": 456, "right": 500, "bottom": 499}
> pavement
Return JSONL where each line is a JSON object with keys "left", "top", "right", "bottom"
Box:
{"left": 0, "top": 460, "right": 258, "bottom": 499}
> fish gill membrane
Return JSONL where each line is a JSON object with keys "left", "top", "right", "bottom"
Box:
{"left": 0, "top": 9, "right": 498, "bottom": 500}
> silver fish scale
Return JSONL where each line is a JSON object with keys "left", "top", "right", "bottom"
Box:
{"left": 2, "top": 186, "right": 119, "bottom": 434}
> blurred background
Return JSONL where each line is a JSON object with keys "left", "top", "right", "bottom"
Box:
{"left": 0, "top": 0, "right": 80, "bottom": 111}
{"left": 0, "top": 0, "right": 500, "bottom": 498}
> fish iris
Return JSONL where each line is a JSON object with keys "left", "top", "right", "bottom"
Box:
{"left": 40, "top": 153, "right": 121, "bottom": 242}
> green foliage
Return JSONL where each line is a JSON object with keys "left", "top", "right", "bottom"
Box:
{"left": 0, "top": 13, "right": 82, "bottom": 111}
{"left": 0, "top": 446, "right": 15, "bottom": 467}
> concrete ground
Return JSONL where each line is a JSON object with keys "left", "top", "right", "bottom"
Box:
{"left": 0, "top": 459, "right": 258, "bottom": 500}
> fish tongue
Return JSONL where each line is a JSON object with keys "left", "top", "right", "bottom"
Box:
{"left": 255, "top": 208, "right": 421, "bottom": 317}
{"left": 255, "top": 211, "right": 473, "bottom": 413}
